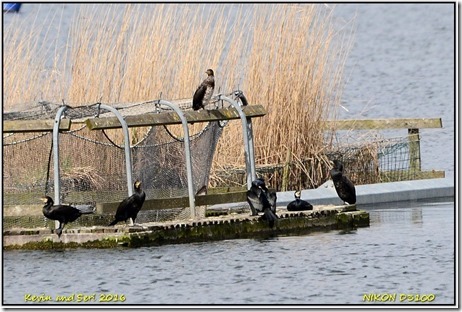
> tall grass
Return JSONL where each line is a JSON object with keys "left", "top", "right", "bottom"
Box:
{"left": 3, "top": 4, "right": 354, "bottom": 190}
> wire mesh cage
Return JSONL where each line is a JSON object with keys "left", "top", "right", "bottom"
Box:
{"left": 327, "top": 135, "right": 421, "bottom": 185}
{"left": 3, "top": 97, "right": 426, "bottom": 230}
{"left": 3, "top": 99, "right": 229, "bottom": 229}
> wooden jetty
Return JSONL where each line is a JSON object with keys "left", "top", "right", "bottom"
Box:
{"left": 3, "top": 204, "right": 369, "bottom": 250}
{"left": 4, "top": 106, "right": 444, "bottom": 250}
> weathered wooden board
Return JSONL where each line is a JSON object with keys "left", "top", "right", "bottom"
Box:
{"left": 96, "top": 191, "right": 249, "bottom": 214}
{"left": 323, "top": 118, "right": 442, "bottom": 130}
{"left": 380, "top": 170, "right": 445, "bottom": 181}
{"left": 3, "top": 119, "right": 72, "bottom": 133}
{"left": 85, "top": 105, "right": 267, "bottom": 130}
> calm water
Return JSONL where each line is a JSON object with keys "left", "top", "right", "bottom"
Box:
{"left": 334, "top": 4, "right": 454, "bottom": 178}
{"left": 3, "top": 198, "right": 455, "bottom": 305}
{"left": 2, "top": 3, "right": 456, "bottom": 307}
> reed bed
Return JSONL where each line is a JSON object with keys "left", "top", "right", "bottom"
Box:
{"left": 4, "top": 4, "right": 355, "bottom": 191}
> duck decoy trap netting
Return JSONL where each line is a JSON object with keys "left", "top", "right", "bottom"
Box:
{"left": 3, "top": 100, "right": 226, "bottom": 229}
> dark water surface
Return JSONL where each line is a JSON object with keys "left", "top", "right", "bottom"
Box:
{"left": 3, "top": 198, "right": 455, "bottom": 305}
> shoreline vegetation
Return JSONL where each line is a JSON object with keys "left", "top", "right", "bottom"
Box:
{"left": 4, "top": 4, "right": 355, "bottom": 191}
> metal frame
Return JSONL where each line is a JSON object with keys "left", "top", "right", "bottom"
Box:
{"left": 53, "top": 104, "right": 134, "bottom": 204}
{"left": 52, "top": 105, "right": 69, "bottom": 204}
{"left": 217, "top": 94, "right": 257, "bottom": 189}
{"left": 155, "top": 100, "right": 196, "bottom": 218}
{"left": 51, "top": 95, "right": 256, "bottom": 224}
{"left": 93, "top": 104, "right": 134, "bottom": 196}
{"left": 52, "top": 105, "right": 68, "bottom": 230}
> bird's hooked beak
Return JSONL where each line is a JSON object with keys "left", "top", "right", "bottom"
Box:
{"left": 40, "top": 197, "right": 48, "bottom": 203}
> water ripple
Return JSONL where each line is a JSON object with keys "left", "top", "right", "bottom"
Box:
{"left": 3, "top": 201, "right": 454, "bottom": 305}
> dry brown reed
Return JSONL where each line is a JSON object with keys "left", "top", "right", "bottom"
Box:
{"left": 3, "top": 4, "right": 355, "bottom": 191}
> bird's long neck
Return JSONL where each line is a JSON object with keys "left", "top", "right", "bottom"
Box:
{"left": 331, "top": 169, "right": 343, "bottom": 181}
{"left": 42, "top": 202, "right": 53, "bottom": 213}
{"left": 135, "top": 187, "right": 145, "bottom": 198}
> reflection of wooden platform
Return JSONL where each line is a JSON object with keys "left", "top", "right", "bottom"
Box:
{"left": 3, "top": 204, "right": 369, "bottom": 250}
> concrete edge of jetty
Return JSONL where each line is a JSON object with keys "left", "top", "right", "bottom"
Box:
{"left": 3, "top": 205, "right": 369, "bottom": 250}
{"left": 211, "top": 177, "right": 455, "bottom": 210}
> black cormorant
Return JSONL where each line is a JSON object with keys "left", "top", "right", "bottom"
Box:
{"left": 246, "top": 178, "right": 278, "bottom": 228}
{"left": 41, "top": 196, "right": 95, "bottom": 238}
{"left": 193, "top": 69, "right": 215, "bottom": 110}
{"left": 287, "top": 190, "right": 313, "bottom": 211}
{"left": 330, "top": 160, "right": 356, "bottom": 205}
{"left": 108, "top": 180, "right": 146, "bottom": 226}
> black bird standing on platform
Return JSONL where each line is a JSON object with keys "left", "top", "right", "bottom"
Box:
{"left": 193, "top": 69, "right": 215, "bottom": 110}
{"left": 330, "top": 160, "right": 356, "bottom": 205}
{"left": 109, "top": 180, "right": 146, "bottom": 226}
{"left": 287, "top": 190, "right": 313, "bottom": 211}
{"left": 246, "top": 178, "right": 278, "bottom": 228}
{"left": 41, "top": 196, "right": 95, "bottom": 238}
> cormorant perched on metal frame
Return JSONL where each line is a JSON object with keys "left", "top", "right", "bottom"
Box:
{"left": 193, "top": 69, "right": 215, "bottom": 110}
{"left": 330, "top": 160, "right": 356, "bottom": 205}
{"left": 108, "top": 180, "right": 146, "bottom": 226}
{"left": 287, "top": 190, "right": 313, "bottom": 211}
{"left": 41, "top": 196, "right": 95, "bottom": 238}
{"left": 246, "top": 178, "right": 278, "bottom": 228}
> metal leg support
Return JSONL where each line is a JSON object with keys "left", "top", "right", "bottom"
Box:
{"left": 92, "top": 103, "right": 133, "bottom": 197}
{"left": 217, "top": 95, "right": 256, "bottom": 189}
{"left": 155, "top": 100, "right": 196, "bottom": 219}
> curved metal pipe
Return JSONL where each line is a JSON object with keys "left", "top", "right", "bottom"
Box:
{"left": 217, "top": 95, "right": 257, "bottom": 189}
{"left": 52, "top": 105, "right": 69, "bottom": 204}
{"left": 92, "top": 103, "right": 133, "bottom": 196}
{"left": 155, "top": 100, "right": 196, "bottom": 218}
{"left": 52, "top": 105, "right": 69, "bottom": 231}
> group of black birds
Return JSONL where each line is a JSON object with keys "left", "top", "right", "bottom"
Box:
{"left": 246, "top": 159, "right": 356, "bottom": 228}
{"left": 41, "top": 180, "right": 146, "bottom": 238}
{"left": 40, "top": 158, "right": 355, "bottom": 237}
{"left": 40, "top": 69, "right": 356, "bottom": 237}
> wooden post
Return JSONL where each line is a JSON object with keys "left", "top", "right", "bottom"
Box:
{"left": 281, "top": 149, "right": 292, "bottom": 192}
{"left": 408, "top": 128, "right": 421, "bottom": 172}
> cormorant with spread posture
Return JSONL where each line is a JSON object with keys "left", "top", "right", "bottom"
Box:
{"left": 287, "top": 190, "right": 313, "bottom": 211}
{"left": 246, "top": 178, "right": 278, "bottom": 228}
{"left": 330, "top": 160, "right": 356, "bottom": 205}
{"left": 41, "top": 196, "right": 95, "bottom": 238}
{"left": 193, "top": 69, "right": 215, "bottom": 110}
{"left": 109, "top": 180, "right": 146, "bottom": 226}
